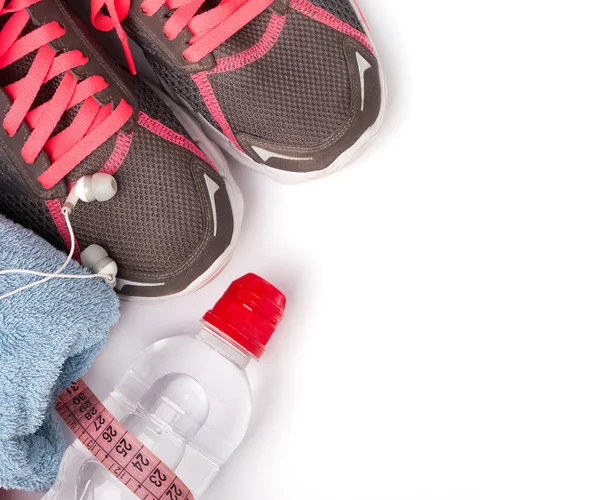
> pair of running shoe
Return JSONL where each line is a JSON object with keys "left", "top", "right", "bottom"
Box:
{"left": 0, "top": 0, "right": 385, "bottom": 300}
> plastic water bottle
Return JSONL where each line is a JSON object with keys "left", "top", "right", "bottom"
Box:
{"left": 44, "top": 274, "right": 286, "bottom": 499}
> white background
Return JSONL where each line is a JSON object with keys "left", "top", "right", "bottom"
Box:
{"left": 5, "top": 0, "right": 600, "bottom": 499}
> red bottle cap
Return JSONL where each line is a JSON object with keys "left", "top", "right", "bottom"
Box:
{"left": 203, "top": 274, "right": 286, "bottom": 359}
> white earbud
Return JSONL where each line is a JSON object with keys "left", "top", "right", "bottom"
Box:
{"left": 81, "top": 245, "right": 118, "bottom": 287}
{"left": 0, "top": 175, "right": 119, "bottom": 300}
{"left": 64, "top": 173, "right": 118, "bottom": 213}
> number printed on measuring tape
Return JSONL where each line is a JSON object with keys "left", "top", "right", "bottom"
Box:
{"left": 57, "top": 380, "right": 194, "bottom": 500}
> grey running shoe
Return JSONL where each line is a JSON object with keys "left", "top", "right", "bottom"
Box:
{"left": 67, "top": 0, "right": 386, "bottom": 182}
{"left": 0, "top": 0, "right": 241, "bottom": 301}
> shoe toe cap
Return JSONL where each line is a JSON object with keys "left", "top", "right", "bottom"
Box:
{"left": 72, "top": 128, "right": 235, "bottom": 300}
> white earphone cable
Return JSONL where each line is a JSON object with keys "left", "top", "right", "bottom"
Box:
{"left": 0, "top": 209, "right": 114, "bottom": 301}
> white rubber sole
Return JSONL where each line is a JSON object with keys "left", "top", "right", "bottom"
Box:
{"left": 168, "top": 0, "right": 387, "bottom": 184}
{"left": 122, "top": 88, "right": 245, "bottom": 303}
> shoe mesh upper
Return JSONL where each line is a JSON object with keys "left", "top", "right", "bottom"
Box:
{"left": 70, "top": 125, "right": 212, "bottom": 274}
{"left": 132, "top": 78, "right": 189, "bottom": 136}
{"left": 149, "top": 60, "right": 223, "bottom": 133}
{"left": 208, "top": 9, "right": 352, "bottom": 147}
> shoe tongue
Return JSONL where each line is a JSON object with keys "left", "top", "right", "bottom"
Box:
{"left": 0, "top": 16, "right": 37, "bottom": 87}
{"left": 198, "top": 0, "right": 222, "bottom": 13}
{"left": 0, "top": 13, "right": 114, "bottom": 185}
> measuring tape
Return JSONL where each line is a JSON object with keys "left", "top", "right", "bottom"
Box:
{"left": 56, "top": 379, "right": 193, "bottom": 500}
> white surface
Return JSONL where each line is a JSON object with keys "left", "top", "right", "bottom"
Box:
{"left": 5, "top": 0, "right": 600, "bottom": 499}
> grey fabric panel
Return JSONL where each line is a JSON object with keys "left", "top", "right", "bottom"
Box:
{"left": 149, "top": 59, "right": 223, "bottom": 133}
{"left": 209, "top": 10, "right": 352, "bottom": 147}
{"left": 308, "top": 0, "right": 365, "bottom": 33}
{"left": 132, "top": 77, "right": 189, "bottom": 136}
{"left": 70, "top": 126, "right": 212, "bottom": 274}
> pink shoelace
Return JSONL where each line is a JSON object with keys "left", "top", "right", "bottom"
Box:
{"left": 0, "top": 0, "right": 133, "bottom": 190}
{"left": 91, "top": 0, "right": 275, "bottom": 74}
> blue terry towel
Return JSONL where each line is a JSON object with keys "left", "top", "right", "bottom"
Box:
{"left": 0, "top": 215, "right": 120, "bottom": 491}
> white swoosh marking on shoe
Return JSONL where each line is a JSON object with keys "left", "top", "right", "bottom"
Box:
{"left": 116, "top": 279, "right": 165, "bottom": 291}
{"left": 356, "top": 52, "right": 371, "bottom": 111}
{"left": 252, "top": 146, "right": 313, "bottom": 163}
{"left": 204, "top": 174, "right": 220, "bottom": 236}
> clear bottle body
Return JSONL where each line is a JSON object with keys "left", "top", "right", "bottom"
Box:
{"left": 44, "top": 322, "right": 253, "bottom": 500}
